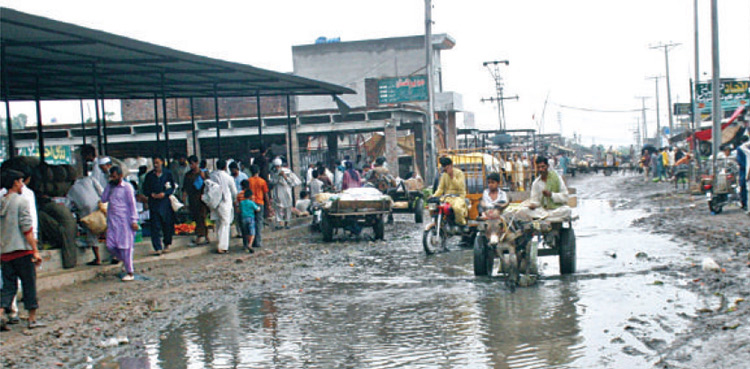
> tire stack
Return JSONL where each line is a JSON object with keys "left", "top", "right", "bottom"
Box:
{"left": 1, "top": 156, "right": 80, "bottom": 268}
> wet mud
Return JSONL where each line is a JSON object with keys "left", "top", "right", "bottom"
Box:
{"left": 1, "top": 174, "right": 748, "bottom": 368}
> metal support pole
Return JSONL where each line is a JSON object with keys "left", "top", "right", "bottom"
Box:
{"left": 100, "top": 87, "right": 108, "bottom": 155}
{"left": 286, "top": 94, "right": 296, "bottom": 204}
{"left": 161, "top": 73, "right": 170, "bottom": 162}
{"left": 190, "top": 97, "right": 197, "bottom": 155}
{"left": 153, "top": 94, "right": 160, "bottom": 143}
{"left": 256, "top": 91, "right": 263, "bottom": 148}
{"left": 35, "top": 76, "right": 44, "bottom": 163}
{"left": 286, "top": 94, "right": 294, "bottom": 171}
{"left": 1, "top": 44, "right": 15, "bottom": 159}
{"left": 79, "top": 100, "right": 87, "bottom": 146}
{"left": 424, "top": 0, "right": 436, "bottom": 183}
{"left": 710, "top": 0, "right": 721, "bottom": 180}
{"left": 214, "top": 84, "right": 221, "bottom": 159}
{"left": 92, "top": 64, "right": 102, "bottom": 155}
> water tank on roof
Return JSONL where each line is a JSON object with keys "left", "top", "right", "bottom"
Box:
{"left": 315, "top": 37, "right": 328, "bottom": 44}
{"left": 315, "top": 37, "right": 341, "bottom": 44}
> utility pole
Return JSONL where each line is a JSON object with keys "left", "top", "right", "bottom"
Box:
{"left": 650, "top": 42, "right": 680, "bottom": 136}
{"left": 692, "top": 0, "right": 702, "bottom": 181}
{"left": 710, "top": 0, "right": 721, "bottom": 182}
{"left": 646, "top": 76, "right": 663, "bottom": 145}
{"left": 481, "top": 60, "right": 518, "bottom": 131}
{"left": 424, "top": 0, "right": 436, "bottom": 182}
{"left": 636, "top": 96, "right": 650, "bottom": 146}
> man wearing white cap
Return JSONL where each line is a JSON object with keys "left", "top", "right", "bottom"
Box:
{"left": 91, "top": 157, "right": 112, "bottom": 190}
{"left": 270, "top": 158, "right": 296, "bottom": 229}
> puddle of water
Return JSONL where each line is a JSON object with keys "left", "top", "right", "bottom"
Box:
{"left": 96, "top": 175, "right": 702, "bottom": 369}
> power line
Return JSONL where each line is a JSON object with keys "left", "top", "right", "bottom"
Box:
{"left": 553, "top": 103, "right": 648, "bottom": 113}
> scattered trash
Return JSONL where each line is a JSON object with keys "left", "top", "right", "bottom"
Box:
{"left": 701, "top": 258, "right": 721, "bottom": 272}
{"left": 722, "top": 323, "right": 740, "bottom": 330}
{"left": 98, "top": 336, "right": 129, "bottom": 348}
{"left": 652, "top": 280, "right": 664, "bottom": 286}
{"left": 635, "top": 252, "right": 648, "bottom": 259}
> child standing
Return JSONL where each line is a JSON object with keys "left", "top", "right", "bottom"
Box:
{"left": 239, "top": 186, "right": 260, "bottom": 253}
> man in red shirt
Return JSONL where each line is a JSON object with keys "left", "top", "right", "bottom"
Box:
{"left": 248, "top": 164, "right": 272, "bottom": 248}
{"left": 1, "top": 170, "right": 44, "bottom": 331}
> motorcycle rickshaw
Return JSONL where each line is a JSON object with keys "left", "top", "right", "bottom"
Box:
{"left": 422, "top": 150, "right": 502, "bottom": 255}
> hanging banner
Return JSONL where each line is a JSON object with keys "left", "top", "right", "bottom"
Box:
{"left": 695, "top": 79, "right": 750, "bottom": 114}
{"left": 378, "top": 75, "right": 428, "bottom": 104}
{"left": 18, "top": 145, "right": 72, "bottom": 164}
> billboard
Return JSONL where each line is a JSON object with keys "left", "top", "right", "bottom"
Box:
{"left": 377, "top": 75, "right": 428, "bottom": 104}
{"left": 17, "top": 145, "right": 72, "bottom": 165}
{"left": 695, "top": 79, "right": 750, "bottom": 114}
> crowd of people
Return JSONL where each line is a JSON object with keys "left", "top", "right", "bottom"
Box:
{"left": 638, "top": 146, "right": 690, "bottom": 183}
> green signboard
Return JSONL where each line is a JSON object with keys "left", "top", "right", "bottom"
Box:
{"left": 696, "top": 79, "right": 750, "bottom": 113}
{"left": 17, "top": 145, "right": 72, "bottom": 165}
{"left": 378, "top": 75, "right": 428, "bottom": 104}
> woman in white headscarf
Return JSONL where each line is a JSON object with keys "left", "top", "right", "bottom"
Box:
{"left": 270, "top": 158, "right": 295, "bottom": 229}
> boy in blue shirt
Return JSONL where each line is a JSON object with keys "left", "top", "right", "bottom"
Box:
{"left": 238, "top": 182, "right": 261, "bottom": 253}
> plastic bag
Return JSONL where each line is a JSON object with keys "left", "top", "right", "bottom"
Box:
{"left": 81, "top": 208, "right": 107, "bottom": 235}
{"left": 170, "top": 194, "right": 184, "bottom": 212}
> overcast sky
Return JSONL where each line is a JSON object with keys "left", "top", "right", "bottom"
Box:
{"left": 2, "top": 0, "right": 749, "bottom": 147}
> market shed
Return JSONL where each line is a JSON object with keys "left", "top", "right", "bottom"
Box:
{"left": 1, "top": 7, "right": 354, "bottom": 162}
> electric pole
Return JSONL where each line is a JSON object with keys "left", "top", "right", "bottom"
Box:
{"left": 646, "top": 76, "right": 663, "bottom": 145}
{"left": 424, "top": 0, "right": 436, "bottom": 182}
{"left": 481, "top": 60, "right": 518, "bottom": 131}
{"left": 710, "top": 0, "right": 721, "bottom": 183}
{"left": 636, "top": 96, "right": 650, "bottom": 146}
{"left": 650, "top": 42, "right": 680, "bottom": 136}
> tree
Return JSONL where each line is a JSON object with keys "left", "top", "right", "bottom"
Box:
{"left": 11, "top": 113, "right": 27, "bottom": 130}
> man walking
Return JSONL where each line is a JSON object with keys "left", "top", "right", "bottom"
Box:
{"left": 102, "top": 167, "right": 139, "bottom": 281}
{"left": 210, "top": 160, "right": 237, "bottom": 254}
{"left": 248, "top": 164, "right": 271, "bottom": 248}
{"left": 143, "top": 156, "right": 176, "bottom": 255}
{"left": 183, "top": 155, "right": 209, "bottom": 245}
{"left": 66, "top": 175, "right": 104, "bottom": 265}
{"left": 1, "top": 170, "right": 44, "bottom": 330}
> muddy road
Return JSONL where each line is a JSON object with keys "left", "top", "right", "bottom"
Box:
{"left": 2, "top": 174, "right": 748, "bottom": 368}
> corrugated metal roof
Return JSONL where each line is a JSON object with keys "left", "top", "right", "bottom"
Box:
{"left": 0, "top": 7, "right": 355, "bottom": 101}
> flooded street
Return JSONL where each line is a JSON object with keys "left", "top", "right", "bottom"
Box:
{"left": 98, "top": 174, "right": 708, "bottom": 369}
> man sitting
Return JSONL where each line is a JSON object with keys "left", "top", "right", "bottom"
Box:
{"left": 517, "top": 156, "right": 571, "bottom": 221}
{"left": 431, "top": 157, "right": 468, "bottom": 226}
{"left": 479, "top": 172, "right": 508, "bottom": 219}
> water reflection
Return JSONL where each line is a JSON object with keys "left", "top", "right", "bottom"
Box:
{"left": 474, "top": 282, "right": 583, "bottom": 369}
{"left": 140, "top": 277, "right": 585, "bottom": 369}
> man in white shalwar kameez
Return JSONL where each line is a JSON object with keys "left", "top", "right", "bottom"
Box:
{"left": 210, "top": 160, "right": 237, "bottom": 254}
{"left": 516, "top": 156, "right": 571, "bottom": 222}
{"left": 270, "top": 158, "right": 294, "bottom": 229}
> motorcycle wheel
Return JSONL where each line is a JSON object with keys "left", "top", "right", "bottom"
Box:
{"left": 708, "top": 196, "right": 723, "bottom": 214}
{"left": 422, "top": 226, "right": 446, "bottom": 255}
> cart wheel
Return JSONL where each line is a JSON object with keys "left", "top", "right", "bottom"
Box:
{"left": 374, "top": 215, "right": 385, "bottom": 240}
{"left": 604, "top": 168, "right": 613, "bottom": 176}
{"left": 321, "top": 214, "right": 334, "bottom": 242}
{"left": 559, "top": 228, "right": 576, "bottom": 274}
{"left": 473, "top": 235, "right": 494, "bottom": 276}
{"left": 387, "top": 213, "right": 394, "bottom": 224}
{"left": 414, "top": 198, "right": 424, "bottom": 223}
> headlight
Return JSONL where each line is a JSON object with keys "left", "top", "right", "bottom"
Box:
{"left": 428, "top": 203, "right": 438, "bottom": 211}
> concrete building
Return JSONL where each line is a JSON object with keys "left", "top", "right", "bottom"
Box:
{"left": 293, "top": 34, "right": 463, "bottom": 150}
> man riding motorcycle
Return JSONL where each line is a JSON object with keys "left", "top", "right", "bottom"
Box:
{"left": 431, "top": 156, "right": 468, "bottom": 227}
